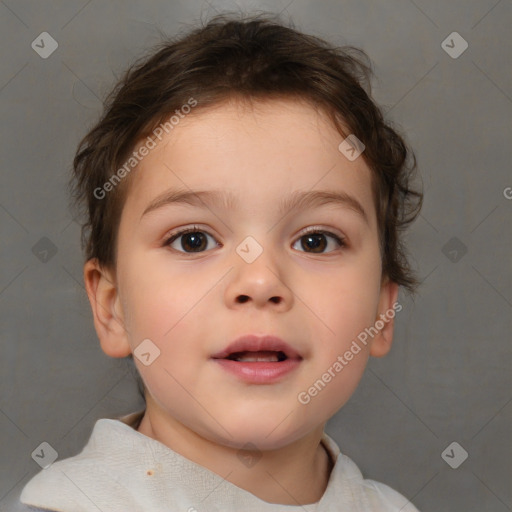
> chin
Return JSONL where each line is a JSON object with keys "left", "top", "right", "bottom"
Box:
{"left": 206, "top": 412, "right": 314, "bottom": 451}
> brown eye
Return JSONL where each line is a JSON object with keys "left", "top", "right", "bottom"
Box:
{"left": 164, "top": 228, "right": 218, "bottom": 253}
{"left": 301, "top": 233, "right": 327, "bottom": 253}
{"left": 293, "top": 230, "right": 345, "bottom": 254}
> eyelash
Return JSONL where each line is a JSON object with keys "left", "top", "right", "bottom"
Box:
{"left": 163, "top": 225, "right": 346, "bottom": 254}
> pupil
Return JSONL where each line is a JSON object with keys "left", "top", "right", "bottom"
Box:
{"left": 302, "top": 234, "right": 326, "bottom": 253}
{"left": 182, "top": 232, "right": 206, "bottom": 252}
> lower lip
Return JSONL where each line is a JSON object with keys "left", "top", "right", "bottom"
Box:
{"left": 212, "top": 358, "right": 302, "bottom": 384}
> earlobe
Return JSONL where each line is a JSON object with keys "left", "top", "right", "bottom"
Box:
{"left": 369, "top": 279, "right": 400, "bottom": 358}
{"left": 83, "top": 259, "right": 132, "bottom": 358}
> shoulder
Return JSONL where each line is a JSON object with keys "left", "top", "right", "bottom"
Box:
{"left": 19, "top": 416, "right": 147, "bottom": 512}
{"left": 359, "top": 477, "right": 421, "bottom": 512}
{"left": 332, "top": 451, "right": 421, "bottom": 511}
{"left": 19, "top": 455, "right": 128, "bottom": 512}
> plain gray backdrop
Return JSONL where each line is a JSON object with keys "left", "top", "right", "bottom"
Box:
{"left": 1, "top": 1, "right": 511, "bottom": 511}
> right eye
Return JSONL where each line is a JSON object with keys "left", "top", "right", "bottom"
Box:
{"left": 163, "top": 226, "right": 220, "bottom": 253}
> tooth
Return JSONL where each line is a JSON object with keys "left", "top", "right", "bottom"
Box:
{"left": 236, "top": 355, "right": 279, "bottom": 362}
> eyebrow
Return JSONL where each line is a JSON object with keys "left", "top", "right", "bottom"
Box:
{"left": 141, "top": 188, "right": 369, "bottom": 225}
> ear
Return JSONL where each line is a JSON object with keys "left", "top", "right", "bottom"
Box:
{"left": 369, "top": 278, "right": 400, "bottom": 358}
{"left": 83, "top": 258, "right": 132, "bottom": 358}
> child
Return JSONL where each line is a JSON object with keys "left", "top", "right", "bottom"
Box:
{"left": 20, "top": 12, "right": 423, "bottom": 511}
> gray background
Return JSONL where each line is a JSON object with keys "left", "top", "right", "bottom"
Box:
{"left": 1, "top": 1, "right": 511, "bottom": 511}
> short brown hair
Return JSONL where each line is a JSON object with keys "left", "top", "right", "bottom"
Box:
{"left": 71, "top": 12, "right": 423, "bottom": 293}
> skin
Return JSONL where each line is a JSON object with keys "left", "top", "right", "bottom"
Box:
{"left": 84, "top": 97, "right": 399, "bottom": 506}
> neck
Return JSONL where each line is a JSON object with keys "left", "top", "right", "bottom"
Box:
{"left": 136, "top": 399, "right": 333, "bottom": 505}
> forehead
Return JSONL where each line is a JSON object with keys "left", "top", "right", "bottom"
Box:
{"left": 124, "top": 98, "right": 376, "bottom": 226}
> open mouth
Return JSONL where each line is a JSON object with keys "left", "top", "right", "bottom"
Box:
{"left": 213, "top": 349, "right": 301, "bottom": 383}
{"left": 211, "top": 335, "right": 302, "bottom": 382}
{"left": 224, "top": 350, "right": 288, "bottom": 362}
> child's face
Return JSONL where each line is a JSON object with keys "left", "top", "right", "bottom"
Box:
{"left": 90, "top": 98, "right": 398, "bottom": 450}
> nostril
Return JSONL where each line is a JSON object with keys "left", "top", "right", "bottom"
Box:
{"left": 235, "top": 296, "right": 282, "bottom": 304}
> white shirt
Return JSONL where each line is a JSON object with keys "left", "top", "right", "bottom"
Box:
{"left": 20, "top": 410, "right": 420, "bottom": 511}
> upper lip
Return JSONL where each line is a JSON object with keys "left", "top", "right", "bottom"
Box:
{"left": 211, "top": 335, "right": 303, "bottom": 360}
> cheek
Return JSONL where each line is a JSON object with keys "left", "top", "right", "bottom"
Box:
{"left": 304, "top": 259, "right": 382, "bottom": 348}
{"left": 118, "top": 252, "right": 199, "bottom": 341}
{"left": 118, "top": 255, "right": 215, "bottom": 382}
{"left": 299, "top": 253, "right": 381, "bottom": 411}
{"left": 123, "top": 285, "right": 177, "bottom": 341}
{"left": 304, "top": 359, "right": 368, "bottom": 422}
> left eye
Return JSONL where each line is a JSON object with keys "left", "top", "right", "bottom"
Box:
{"left": 292, "top": 230, "right": 345, "bottom": 254}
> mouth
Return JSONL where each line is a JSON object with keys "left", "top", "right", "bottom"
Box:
{"left": 224, "top": 350, "right": 289, "bottom": 362}
{"left": 211, "top": 334, "right": 302, "bottom": 362}
{"left": 211, "top": 335, "right": 303, "bottom": 383}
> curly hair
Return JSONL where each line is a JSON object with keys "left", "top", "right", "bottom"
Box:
{"left": 71, "top": 12, "right": 423, "bottom": 294}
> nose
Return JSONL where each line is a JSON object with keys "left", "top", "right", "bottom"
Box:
{"left": 224, "top": 241, "right": 294, "bottom": 311}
